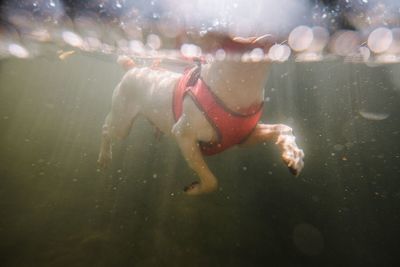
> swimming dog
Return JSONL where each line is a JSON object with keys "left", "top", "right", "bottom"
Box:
{"left": 97, "top": 35, "right": 304, "bottom": 195}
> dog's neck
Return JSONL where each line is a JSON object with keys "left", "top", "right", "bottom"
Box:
{"left": 200, "top": 59, "right": 270, "bottom": 113}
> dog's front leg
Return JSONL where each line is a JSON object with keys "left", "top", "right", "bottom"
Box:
{"left": 172, "top": 116, "right": 218, "bottom": 195}
{"left": 97, "top": 113, "right": 113, "bottom": 168}
{"left": 242, "top": 124, "right": 305, "bottom": 176}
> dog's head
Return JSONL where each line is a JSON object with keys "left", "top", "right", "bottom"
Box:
{"left": 187, "top": 32, "right": 276, "bottom": 56}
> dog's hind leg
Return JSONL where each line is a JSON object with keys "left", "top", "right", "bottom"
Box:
{"left": 97, "top": 83, "right": 140, "bottom": 169}
{"left": 241, "top": 124, "right": 305, "bottom": 176}
{"left": 97, "top": 113, "right": 114, "bottom": 168}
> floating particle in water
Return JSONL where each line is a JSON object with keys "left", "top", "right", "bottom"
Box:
{"left": 152, "top": 173, "right": 158, "bottom": 179}
{"left": 289, "top": 25, "right": 313, "bottom": 52}
{"left": 215, "top": 49, "right": 226, "bottom": 61}
{"left": 58, "top": 50, "right": 75, "bottom": 60}
{"left": 8, "top": 43, "right": 29, "bottom": 58}
{"left": 268, "top": 44, "right": 291, "bottom": 62}
{"left": 180, "top": 43, "right": 202, "bottom": 58}
{"left": 249, "top": 48, "right": 264, "bottom": 62}
{"left": 242, "top": 166, "right": 247, "bottom": 171}
{"left": 359, "top": 110, "right": 390, "bottom": 120}
{"left": 293, "top": 223, "right": 324, "bottom": 256}
{"left": 129, "top": 40, "right": 144, "bottom": 54}
{"left": 368, "top": 27, "right": 393, "bottom": 54}
{"left": 146, "top": 34, "right": 161, "bottom": 50}
{"left": 62, "top": 31, "right": 83, "bottom": 48}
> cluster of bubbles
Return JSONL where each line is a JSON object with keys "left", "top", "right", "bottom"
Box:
{"left": 0, "top": 0, "right": 400, "bottom": 64}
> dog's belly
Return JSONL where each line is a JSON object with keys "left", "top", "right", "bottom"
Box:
{"left": 141, "top": 89, "right": 175, "bottom": 134}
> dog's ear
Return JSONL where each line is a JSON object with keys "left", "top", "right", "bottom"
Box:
{"left": 232, "top": 34, "right": 275, "bottom": 52}
{"left": 232, "top": 36, "right": 259, "bottom": 44}
{"left": 189, "top": 32, "right": 275, "bottom": 54}
{"left": 233, "top": 34, "right": 273, "bottom": 46}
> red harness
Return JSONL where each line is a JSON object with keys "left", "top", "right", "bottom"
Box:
{"left": 173, "top": 65, "right": 263, "bottom": 156}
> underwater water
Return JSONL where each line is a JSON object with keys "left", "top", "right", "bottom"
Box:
{"left": 0, "top": 54, "right": 400, "bottom": 267}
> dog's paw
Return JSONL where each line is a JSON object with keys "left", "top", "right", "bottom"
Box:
{"left": 184, "top": 181, "right": 201, "bottom": 195}
{"left": 184, "top": 181, "right": 217, "bottom": 195}
{"left": 277, "top": 134, "right": 304, "bottom": 176}
{"left": 282, "top": 146, "right": 304, "bottom": 176}
{"left": 97, "top": 152, "right": 112, "bottom": 169}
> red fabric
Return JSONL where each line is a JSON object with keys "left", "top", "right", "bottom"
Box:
{"left": 173, "top": 67, "right": 263, "bottom": 156}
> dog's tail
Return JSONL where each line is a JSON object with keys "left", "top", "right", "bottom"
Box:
{"left": 117, "top": 55, "right": 136, "bottom": 71}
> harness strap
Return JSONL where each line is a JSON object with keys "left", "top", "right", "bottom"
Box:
{"left": 173, "top": 65, "right": 201, "bottom": 121}
{"left": 173, "top": 65, "right": 263, "bottom": 156}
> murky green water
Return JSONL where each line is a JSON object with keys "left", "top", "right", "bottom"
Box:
{"left": 0, "top": 54, "right": 399, "bottom": 266}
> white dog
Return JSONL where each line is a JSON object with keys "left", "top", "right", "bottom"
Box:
{"left": 98, "top": 35, "right": 304, "bottom": 195}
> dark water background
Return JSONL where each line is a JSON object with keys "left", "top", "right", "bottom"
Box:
{"left": 0, "top": 54, "right": 399, "bottom": 266}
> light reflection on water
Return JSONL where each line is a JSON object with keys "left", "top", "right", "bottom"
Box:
{"left": 1, "top": 0, "right": 400, "bottom": 64}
